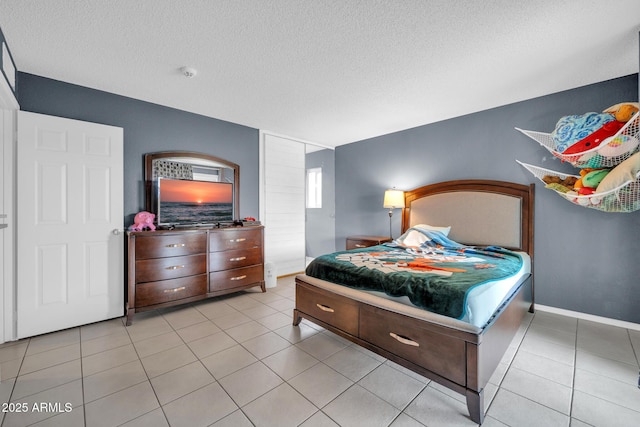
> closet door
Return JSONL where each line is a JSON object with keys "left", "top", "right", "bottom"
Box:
{"left": 17, "top": 111, "right": 124, "bottom": 338}
{"left": 262, "top": 133, "right": 306, "bottom": 276}
{"left": 0, "top": 109, "right": 14, "bottom": 344}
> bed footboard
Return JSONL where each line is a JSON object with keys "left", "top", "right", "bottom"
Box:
{"left": 293, "top": 274, "right": 532, "bottom": 424}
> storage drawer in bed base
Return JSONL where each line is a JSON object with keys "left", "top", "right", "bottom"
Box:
{"left": 359, "top": 304, "right": 467, "bottom": 385}
{"left": 295, "top": 281, "right": 360, "bottom": 336}
{"left": 292, "top": 305, "right": 470, "bottom": 388}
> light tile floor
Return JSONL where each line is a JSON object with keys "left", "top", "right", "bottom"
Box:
{"left": 1, "top": 275, "right": 639, "bottom": 426}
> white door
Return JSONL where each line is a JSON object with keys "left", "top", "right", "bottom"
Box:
{"left": 1, "top": 83, "right": 18, "bottom": 344}
{"left": 1, "top": 109, "right": 12, "bottom": 344}
{"left": 261, "top": 133, "right": 306, "bottom": 276}
{"left": 0, "top": 115, "right": 4, "bottom": 343}
{"left": 17, "top": 111, "right": 124, "bottom": 338}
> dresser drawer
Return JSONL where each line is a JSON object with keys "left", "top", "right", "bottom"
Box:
{"left": 135, "top": 232, "right": 207, "bottom": 259}
{"left": 359, "top": 305, "right": 466, "bottom": 385}
{"left": 135, "top": 274, "right": 207, "bottom": 307}
{"left": 135, "top": 254, "right": 207, "bottom": 283}
{"left": 209, "top": 265, "right": 264, "bottom": 292}
{"left": 209, "top": 247, "right": 262, "bottom": 271}
{"left": 296, "top": 282, "right": 359, "bottom": 336}
{"left": 209, "top": 228, "right": 262, "bottom": 252}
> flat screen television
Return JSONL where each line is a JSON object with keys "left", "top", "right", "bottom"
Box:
{"left": 157, "top": 177, "right": 234, "bottom": 226}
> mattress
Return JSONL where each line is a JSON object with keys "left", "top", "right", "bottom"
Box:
{"left": 364, "top": 252, "right": 530, "bottom": 328}
{"left": 305, "top": 227, "right": 526, "bottom": 324}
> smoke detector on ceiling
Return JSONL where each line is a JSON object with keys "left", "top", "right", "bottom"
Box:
{"left": 180, "top": 66, "right": 198, "bottom": 78}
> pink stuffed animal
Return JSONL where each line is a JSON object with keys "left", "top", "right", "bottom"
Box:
{"left": 129, "top": 211, "right": 156, "bottom": 231}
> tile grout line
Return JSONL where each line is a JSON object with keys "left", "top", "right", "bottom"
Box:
{"left": 628, "top": 328, "right": 640, "bottom": 390}
{"left": 568, "top": 317, "right": 579, "bottom": 424}
{"left": 122, "top": 311, "right": 171, "bottom": 427}
{"left": 485, "top": 314, "right": 533, "bottom": 408}
{"left": 1, "top": 337, "right": 29, "bottom": 427}
{"left": 79, "top": 324, "right": 87, "bottom": 427}
{"left": 157, "top": 300, "right": 256, "bottom": 425}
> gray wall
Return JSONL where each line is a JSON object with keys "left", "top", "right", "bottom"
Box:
{"left": 17, "top": 73, "right": 260, "bottom": 225}
{"left": 15, "top": 70, "right": 640, "bottom": 323}
{"left": 336, "top": 74, "right": 640, "bottom": 323}
{"left": 305, "top": 148, "right": 336, "bottom": 257}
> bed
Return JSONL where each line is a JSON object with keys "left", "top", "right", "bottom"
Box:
{"left": 293, "top": 179, "right": 534, "bottom": 424}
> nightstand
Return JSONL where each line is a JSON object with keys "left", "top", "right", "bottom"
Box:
{"left": 346, "top": 235, "right": 392, "bottom": 250}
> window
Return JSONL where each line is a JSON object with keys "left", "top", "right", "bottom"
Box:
{"left": 192, "top": 165, "right": 220, "bottom": 182}
{"left": 306, "top": 167, "right": 322, "bottom": 208}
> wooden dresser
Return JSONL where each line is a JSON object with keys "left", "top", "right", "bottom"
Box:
{"left": 346, "top": 235, "right": 392, "bottom": 250}
{"left": 126, "top": 226, "right": 264, "bottom": 325}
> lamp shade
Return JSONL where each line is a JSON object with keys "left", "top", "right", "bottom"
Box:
{"left": 383, "top": 189, "right": 405, "bottom": 209}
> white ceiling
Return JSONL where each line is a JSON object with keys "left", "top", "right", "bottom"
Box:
{"left": 1, "top": 1, "right": 639, "bottom": 148}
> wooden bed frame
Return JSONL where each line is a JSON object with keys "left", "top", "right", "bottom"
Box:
{"left": 293, "top": 179, "right": 534, "bottom": 424}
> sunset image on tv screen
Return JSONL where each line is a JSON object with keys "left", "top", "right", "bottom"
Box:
{"left": 158, "top": 178, "right": 233, "bottom": 224}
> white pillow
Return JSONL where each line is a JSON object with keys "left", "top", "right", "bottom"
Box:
{"left": 413, "top": 223, "right": 452, "bottom": 237}
{"left": 395, "top": 224, "right": 452, "bottom": 248}
{"left": 396, "top": 229, "right": 429, "bottom": 247}
{"left": 596, "top": 152, "right": 640, "bottom": 193}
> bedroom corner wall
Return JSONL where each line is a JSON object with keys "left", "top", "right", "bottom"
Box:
{"left": 335, "top": 74, "right": 640, "bottom": 324}
{"left": 0, "top": 26, "right": 18, "bottom": 105}
{"left": 305, "top": 148, "right": 336, "bottom": 258}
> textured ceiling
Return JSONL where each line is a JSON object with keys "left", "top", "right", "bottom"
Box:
{"left": 1, "top": 0, "right": 639, "bottom": 147}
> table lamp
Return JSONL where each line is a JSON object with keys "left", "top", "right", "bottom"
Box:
{"left": 383, "top": 189, "right": 405, "bottom": 239}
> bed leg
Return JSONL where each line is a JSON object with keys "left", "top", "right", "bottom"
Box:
{"left": 292, "top": 309, "right": 302, "bottom": 326}
{"left": 466, "top": 389, "right": 484, "bottom": 425}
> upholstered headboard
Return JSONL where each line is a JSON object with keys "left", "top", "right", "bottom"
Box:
{"left": 402, "top": 180, "right": 534, "bottom": 254}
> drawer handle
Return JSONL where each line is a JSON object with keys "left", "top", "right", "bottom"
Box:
{"left": 230, "top": 275, "right": 247, "bottom": 281}
{"left": 166, "top": 265, "right": 185, "bottom": 270}
{"left": 316, "top": 304, "right": 335, "bottom": 313}
{"left": 164, "top": 286, "right": 186, "bottom": 293}
{"left": 229, "top": 256, "right": 246, "bottom": 262}
{"left": 230, "top": 238, "right": 246, "bottom": 242}
{"left": 166, "top": 243, "right": 186, "bottom": 248}
{"left": 354, "top": 244, "right": 367, "bottom": 248}
{"left": 389, "top": 332, "right": 420, "bottom": 347}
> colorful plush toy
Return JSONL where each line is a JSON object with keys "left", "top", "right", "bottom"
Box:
{"left": 544, "top": 168, "right": 612, "bottom": 197}
{"left": 551, "top": 112, "right": 617, "bottom": 153}
{"left": 603, "top": 102, "right": 639, "bottom": 122}
{"left": 598, "top": 135, "right": 640, "bottom": 158}
{"left": 129, "top": 211, "right": 156, "bottom": 231}
{"left": 581, "top": 169, "right": 610, "bottom": 189}
{"left": 562, "top": 120, "right": 624, "bottom": 155}
{"left": 542, "top": 174, "right": 578, "bottom": 192}
{"left": 551, "top": 103, "right": 640, "bottom": 157}
{"left": 572, "top": 168, "right": 610, "bottom": 193}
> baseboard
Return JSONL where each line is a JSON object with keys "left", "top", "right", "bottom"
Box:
{"left": 277, "top": 272, "right": 304, "bottom": 279}
{"left": 535, "top": 304, "right": 640, "bottom": 332}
